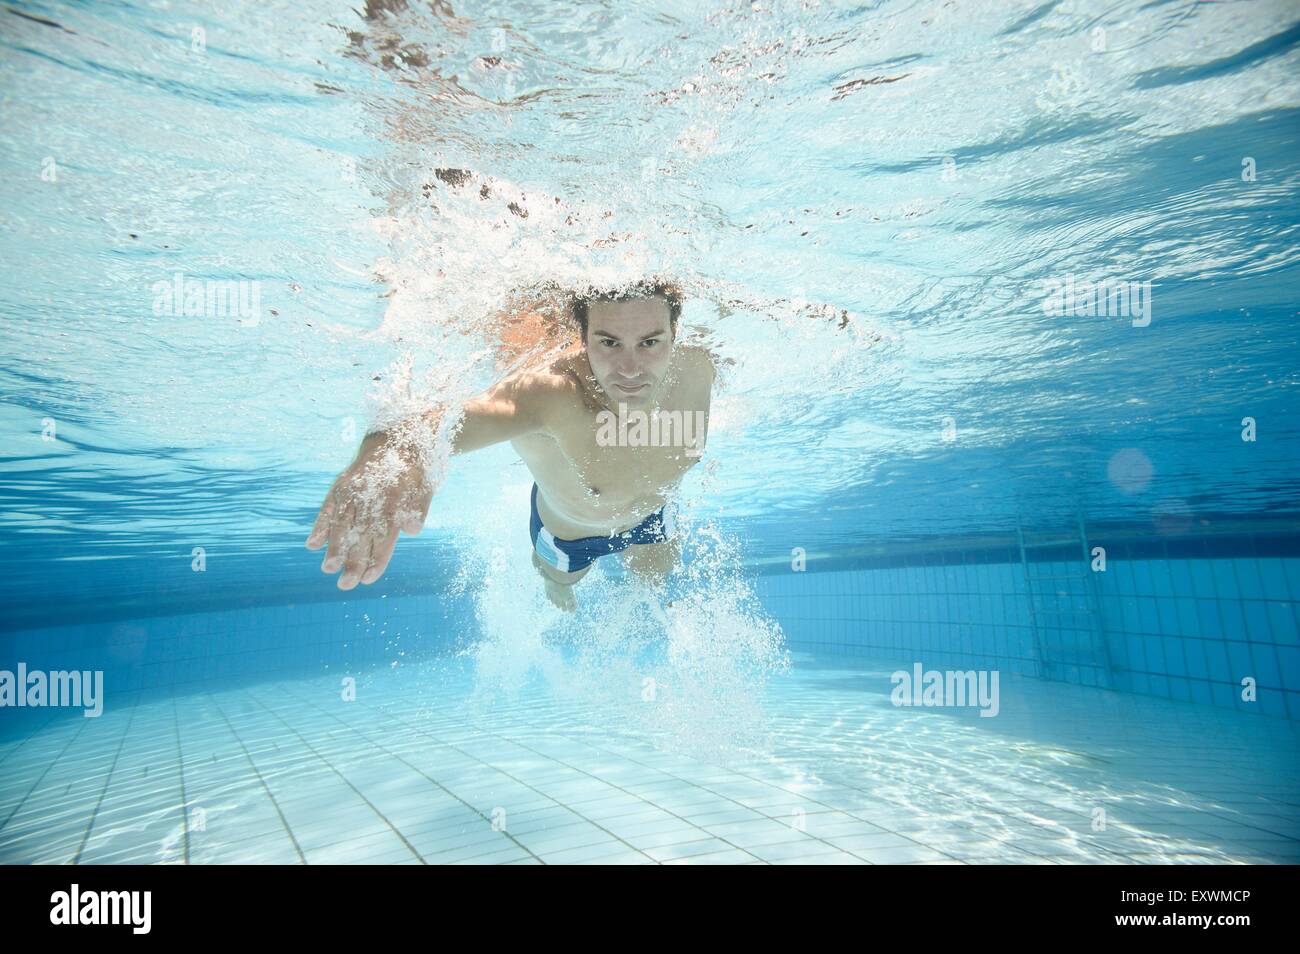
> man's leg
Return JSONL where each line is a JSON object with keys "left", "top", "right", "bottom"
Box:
{"left": 621, "top": 539, "right": 680, "bottom": 593}
{"left": 532, "top": 549, "right": 592, "bottom": 612}
{"left": 621, "top": 540, "right": 683, "bottom": 632}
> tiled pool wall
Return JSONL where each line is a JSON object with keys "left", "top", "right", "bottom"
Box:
{"left": 5, "top": 532, "right": 1299, "bottom": 732}
{"left": 0, "top": 547, "right": 476, "bottom": 730}
{"left": 756, "top": 537, "right": 1300, "bottom": 721}
{"left": 0, "top": 589, "right": 476, "bottom": 734}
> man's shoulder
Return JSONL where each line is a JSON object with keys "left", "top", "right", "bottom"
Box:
{"left": 673, "top": 342, "right": 718, "bottom": 384}
{"left": 503, "top": 352, "right": 591, "bottom": 424}
{"left": 501, "top": 350, "right": 582, "bottom": 393}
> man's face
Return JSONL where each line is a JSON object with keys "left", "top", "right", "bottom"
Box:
{"left": 583, "top": 296, "right": 675, "bottom": 409}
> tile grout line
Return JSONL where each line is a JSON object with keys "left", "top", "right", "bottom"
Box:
{"left": 240, "top": 688, "right": 428, "bottom": 864}
{"left": 0, "top": 717, "right": 93, "bottom": 835}
{"left": 205, "top": 692, "right": 307, "bottom": 864}
{"left": 0, "top": 710, "right": 64, "bottom": 770}
{"left": 262, "top": 684, "right": 561, "bottom": 864}
{"left": 73, "top": 700, "right": 140, "bottom": 865}
{"left": 326, "top": 686, "right": 769, "bottom": 864}
{"left": 170, "top": 693, "right": 190, "bottom": 865}
{"left": 274, "top": 683, "right": 664, "bottom": 864}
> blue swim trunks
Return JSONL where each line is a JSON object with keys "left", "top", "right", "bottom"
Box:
{"left": 530, "top": 483, "right": 676, "bottom": 573}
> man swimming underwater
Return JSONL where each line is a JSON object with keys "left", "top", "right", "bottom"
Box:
{"left": 305, "top": 280, "right": 715, "bottom": 612}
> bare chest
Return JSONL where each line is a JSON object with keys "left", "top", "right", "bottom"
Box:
{"left": 514, "top": 385, "right": 711, "bottom": 514}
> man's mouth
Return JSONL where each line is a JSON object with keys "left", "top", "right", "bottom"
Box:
{"left": 614, "top": 382, "right": 647, "bottom": 394}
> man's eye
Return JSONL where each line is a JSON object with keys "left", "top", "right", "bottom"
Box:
{"left": 641, "top": 339, "right": 659, "bottom": 347}
{"left": 601, "top": 339, "right": 618, "bottom": 348}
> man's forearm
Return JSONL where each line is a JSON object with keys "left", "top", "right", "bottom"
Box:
{"left": 361, "top": 367, "right": 545, "bottom": 465}
{"left": 364, "top": 403, "right": 447, "bottom": 452}
{"left": 360, "top": 402, "right": 467, "bottom": 481}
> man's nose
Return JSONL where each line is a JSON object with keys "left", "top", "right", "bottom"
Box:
{"left": 615, "top": 354, "right": 642, "bottom": 377}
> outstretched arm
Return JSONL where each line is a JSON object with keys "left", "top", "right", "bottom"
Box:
{"left": 306, "top": 368, "right": 562, "bottom": 589}
{"left": 447, "top": 370, "right": 559, "bottom": 453}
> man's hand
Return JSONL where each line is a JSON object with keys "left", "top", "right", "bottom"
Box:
{"left": 305, "top": 431, "right": 435, "bottom": 590}
{"left": 305, "top": 364, "right": 547, "bottom": 590}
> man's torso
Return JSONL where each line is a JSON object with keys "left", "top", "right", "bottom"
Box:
{"left": 511, "top": 345, "right": 713, "bottom": 539}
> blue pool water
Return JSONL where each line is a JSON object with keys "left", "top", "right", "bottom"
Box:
{"left": 1, "top": 0, "right": 1298, "bottom": 863}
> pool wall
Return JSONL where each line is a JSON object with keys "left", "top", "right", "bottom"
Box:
{"left": 759, "top": 529, "right": 1300, "bottom": 720}
{"left": 4, "top": 528, "right": 1299, "bottom": 734}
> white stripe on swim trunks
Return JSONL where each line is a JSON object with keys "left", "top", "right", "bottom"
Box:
{"left": 536, "top": 525, "right": 570, "bottom": 572}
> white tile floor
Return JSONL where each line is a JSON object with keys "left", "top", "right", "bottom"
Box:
{"left": 1, "top": 653, "right": 1297, "bottom": 864}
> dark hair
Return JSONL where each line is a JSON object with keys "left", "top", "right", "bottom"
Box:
{"left": 572, "top": 280, "right": 682, "bottom": 340}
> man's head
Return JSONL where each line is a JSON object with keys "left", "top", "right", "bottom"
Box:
{"left": 573, "top": 281, "right": 681, "bottom": 409}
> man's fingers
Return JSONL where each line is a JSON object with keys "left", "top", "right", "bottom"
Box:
{"left": 398, "top": 485, "right": 432, "bottom": 535}
{"left": 362, "top": 522, "right": 401, "bottom": 584}
{"left": 306, "top": 491, "right": 337, "bottom": 549}
{"left": 338, "top": 531, "right": 374, "bottom": 591}
{"left": 313, "top": 456, "right": 426, "bottom": 585}
{"left": 321, "top": 498, "right": 356, "bottom": 574}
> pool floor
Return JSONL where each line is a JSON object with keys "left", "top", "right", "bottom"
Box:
{"left": 1, "top": 655, "right": 1297, "bottom": 864}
